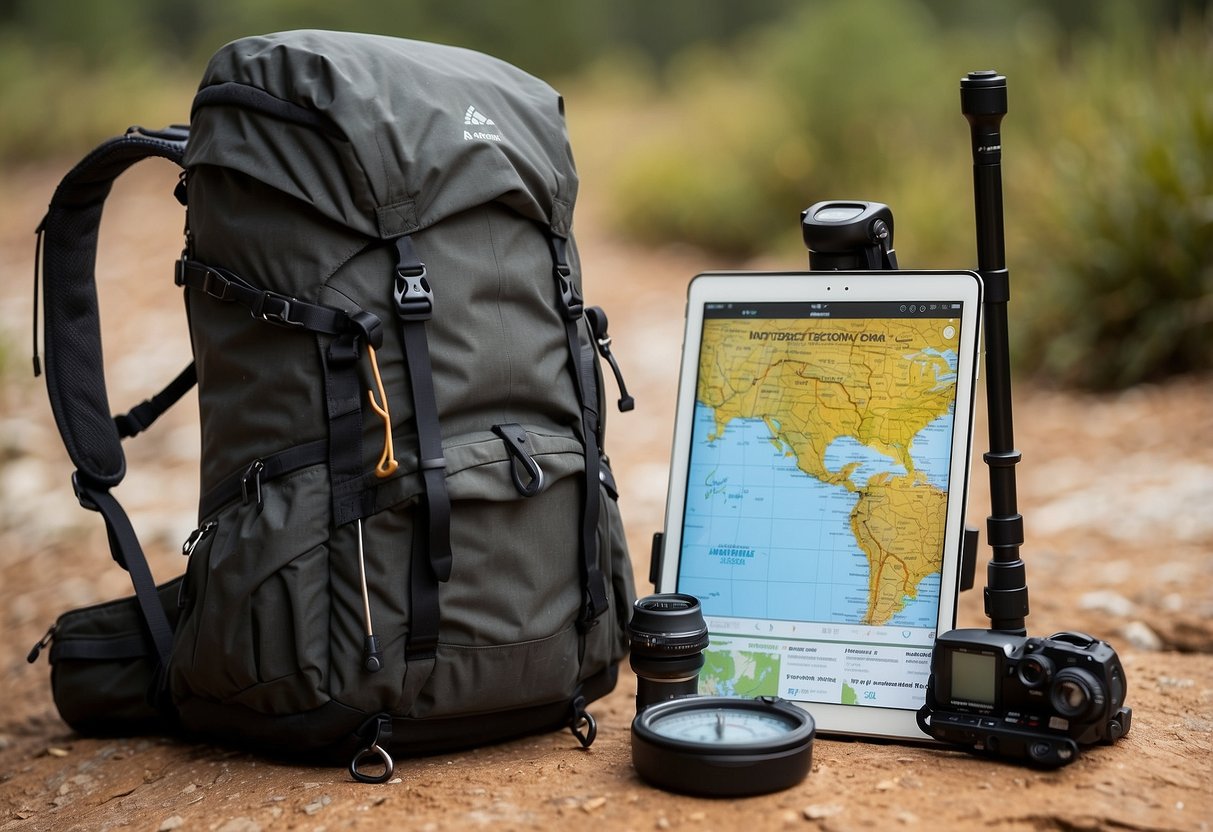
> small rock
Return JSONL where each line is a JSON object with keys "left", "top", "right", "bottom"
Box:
{"left": 46, "top": 747, "right": 69, "bottom": 758}
{"left": 581, "top": 796, "right": 607, "bottom": 813}
{"left": 1121, "top": 620, "right": 1163, "bottom": 651}
{"left": 656, "top": 817, "right": 671, "bottom": 829}
{"left": 1079, "top": 590, "right": 1136, "bottom": 618}
{"left": 158, "top": 817, "right": 184, "bottom": 832}
{"left": 302, "top": 802, "right": 324, "bottom": 815}
{"left": 875, "top": 779, "right": 897, "bottom": 791}
{"left": 215, "top": 818, "right": 261, "bottom": 832}
{"left": 804, "top": 804, "right": 843, "bottom": 820}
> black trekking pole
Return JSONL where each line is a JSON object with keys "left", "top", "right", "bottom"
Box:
{"left": 961, "top": 70, "right": 1029, "bottom": 635}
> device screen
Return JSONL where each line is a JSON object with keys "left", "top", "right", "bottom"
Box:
{"left": 675, "top": 299, "right": 964, "bottom": 712}
{"left": 949, "top": 650, "right": 998, "bottom": 706}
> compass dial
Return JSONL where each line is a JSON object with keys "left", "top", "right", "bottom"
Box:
{"left": 649, "top": 706, "right": 800, "bottom": 744}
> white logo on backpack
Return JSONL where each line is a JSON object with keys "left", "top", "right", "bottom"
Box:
{"left": 463, "top": 106, "right": 503, "bottom": 142}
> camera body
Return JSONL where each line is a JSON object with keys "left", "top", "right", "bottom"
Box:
{"left": 919, "top": 628, "right": 1132, "bottom": 767}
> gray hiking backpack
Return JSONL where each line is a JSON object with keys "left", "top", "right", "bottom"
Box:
{"left": 30, "top": 30, "right": 636, "bottom": 781}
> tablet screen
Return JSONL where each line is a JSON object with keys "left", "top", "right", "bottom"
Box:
{"left": 661, "top": 272, "right": 981, "bottom": 736}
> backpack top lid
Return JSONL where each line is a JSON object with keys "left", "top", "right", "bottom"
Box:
{"left": 186, "top": 30, "right": 577, "bottom": 239}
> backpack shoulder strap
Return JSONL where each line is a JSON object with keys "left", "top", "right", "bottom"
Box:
{"left": 36, "top": 125, "right": 190, "bottom": 671}
{"left": 38, "top": 125, "right": 189, "bottom": 489}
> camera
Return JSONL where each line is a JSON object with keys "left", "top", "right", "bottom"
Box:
{"left": 917, "top": 628, "right": 1132, "bottom": 767}
{"left": 627, "top": 593, "right": 709, "bottom": 711}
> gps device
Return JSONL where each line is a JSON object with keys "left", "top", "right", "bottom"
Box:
{"left": 654, "top": 269, "right": 983, "bottom": 741}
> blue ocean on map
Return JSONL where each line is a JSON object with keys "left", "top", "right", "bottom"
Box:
{"left": 677, "top": 402, "right": 943, "bottom": 628}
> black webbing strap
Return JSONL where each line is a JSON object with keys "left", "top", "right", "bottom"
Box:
{"left": 392, "top": 236, "right": 452, "bottom": 584}
{"left": 390, "top": 235, "right": 450, "bottom": 665}
{"left": 38, "top": 126, "right": 188, "bottom": 489}
{"left": 549, "top": 237, "right": 609, "bottom": 627}
{"left": 72, "top": 476, "right": 174, "bottom": 670}
{"left": 406, "top": 513, "right": 441, "bottom": 661}
{"left": 323, "top": 331, "right": 372, "bottom": 526}
{"left": 114, "top": 362, "right": 198, "bottom": 439}
{"left": 176, "top": 259, "right": 384, "bottom": 342}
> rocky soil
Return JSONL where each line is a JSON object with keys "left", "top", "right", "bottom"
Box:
{"left": 1, "top": 162, "right": 1210, "bottom": 831}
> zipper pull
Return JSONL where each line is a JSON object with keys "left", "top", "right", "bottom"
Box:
{"left": 27, "top": 624, "right": 57, "bottom": 663}
{"left": 179, "top": 520, "right": 216, "bottom": 609}
{"left": 182, "top": 520, "right": 217, "bottom": 557}
{"left": 241, "top": 460, "right": 265, "bottom": 511}
{"left": 585, "top": 306, "right": 635, "bottom": 412}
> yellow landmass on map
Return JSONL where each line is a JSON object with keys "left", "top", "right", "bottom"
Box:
{"left": 851, "top": 472, "right": 947, "bottom": 625}
{"left": 699, "top": 317, "right": 955, "bottom": 624}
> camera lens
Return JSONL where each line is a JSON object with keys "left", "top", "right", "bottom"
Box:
{"left": 1016, "top": 656, "right": 1052, "bottom": 689}
{"left": 628, "top": 594, "right": 710, "bottom": 712}
{"left": 1049, "top": 669, "right": 1101, "bottom": 720}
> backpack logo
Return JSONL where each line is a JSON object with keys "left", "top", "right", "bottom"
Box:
{"left": 463, "top": 106, "right": 503, "bottom": 143}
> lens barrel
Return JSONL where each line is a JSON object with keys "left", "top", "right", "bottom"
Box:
{"left": 628, "top": 594, "right": 710, "bottom": 711}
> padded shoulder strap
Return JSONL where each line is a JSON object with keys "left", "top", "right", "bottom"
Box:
{"left": 38, "top": 126, "right": 188, "bottom": 489}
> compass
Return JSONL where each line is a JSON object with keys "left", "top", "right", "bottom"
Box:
{"left": 631, "top": 696, "right": 815, "bottom": 797}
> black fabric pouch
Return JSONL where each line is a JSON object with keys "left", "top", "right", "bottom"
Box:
{"left": 44, "top": 579, "right": 182, "bottom": 736}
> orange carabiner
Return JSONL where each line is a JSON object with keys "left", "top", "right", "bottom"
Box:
{"left": 365, "top": 345, "right": 399, "bottom": 478}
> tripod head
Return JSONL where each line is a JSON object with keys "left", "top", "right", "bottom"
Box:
{"left": 801, "top": 201, "right": 900, "bottom": 270}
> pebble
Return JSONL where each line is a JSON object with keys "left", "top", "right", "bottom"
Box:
{"left": 215, "top": 819, "right": 261, "bottom": 832}
{"left": 1121, "top": 620, "right": 1163, "bottom": 651}
{"left": 1078, "top": 590, "right": 1136, "bottom": 618}
{"left": 158, "top": 817, "right": 184, "bottom": 832}
{"left": 804, "top": 804, "right": 843, "bottom": 820}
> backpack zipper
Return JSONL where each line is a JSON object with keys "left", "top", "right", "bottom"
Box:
{"left": 27, "top": 624, "right": 57, "bottom": 663}
{"left": 179, "top": 520, "right": 217, "bottom": 609}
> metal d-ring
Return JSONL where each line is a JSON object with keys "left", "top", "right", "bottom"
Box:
{"left": 348, "top": 741, "right": 394, "bottom": 784}
{"left": 570, "top": 710, "right": 597, "bottom": 748}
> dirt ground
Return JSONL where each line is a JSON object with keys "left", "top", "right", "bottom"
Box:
{"left": 1, "top": 162, "right": 1210, "bottom": 832}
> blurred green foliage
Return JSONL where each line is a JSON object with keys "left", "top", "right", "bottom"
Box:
{"left": 1010, "top": 22, "right": 1213, "bottom": 388}
{"left": 597, "top": 0, "right": 1213, "bottom": 388}
{"left": 1, "top": 0, "right": 1209, "bottom": 388}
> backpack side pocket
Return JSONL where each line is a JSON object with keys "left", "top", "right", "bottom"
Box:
{"left": 45, "top": 579, "right": 182, "bottom": 736}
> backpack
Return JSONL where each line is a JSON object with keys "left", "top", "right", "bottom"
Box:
{"left": 30, "top": 30, "right": 637, "bottom": 782}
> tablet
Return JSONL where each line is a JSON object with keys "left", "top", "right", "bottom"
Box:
{"left": 655, "top": 270, "right": 983, "bottom": 741}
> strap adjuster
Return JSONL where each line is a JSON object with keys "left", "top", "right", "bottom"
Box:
{"left": 71, "top": 471, "right": 100, "bottom": 512}
{"left": 201, "top": 267, "right": 234, "bottom": 301}
{"left": 252, "top": 292, "right": 305, "bottom": 328}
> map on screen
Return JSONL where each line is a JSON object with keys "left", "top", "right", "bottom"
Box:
{"left": 674, "top": 299, "right": 967, "bottom": 709}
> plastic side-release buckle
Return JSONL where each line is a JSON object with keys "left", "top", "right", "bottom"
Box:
{"left": 393, "top": 267, "right": 432, "bottom": 322}
{"left": 392, "top": 236, "right": 432, "bottom": 322}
